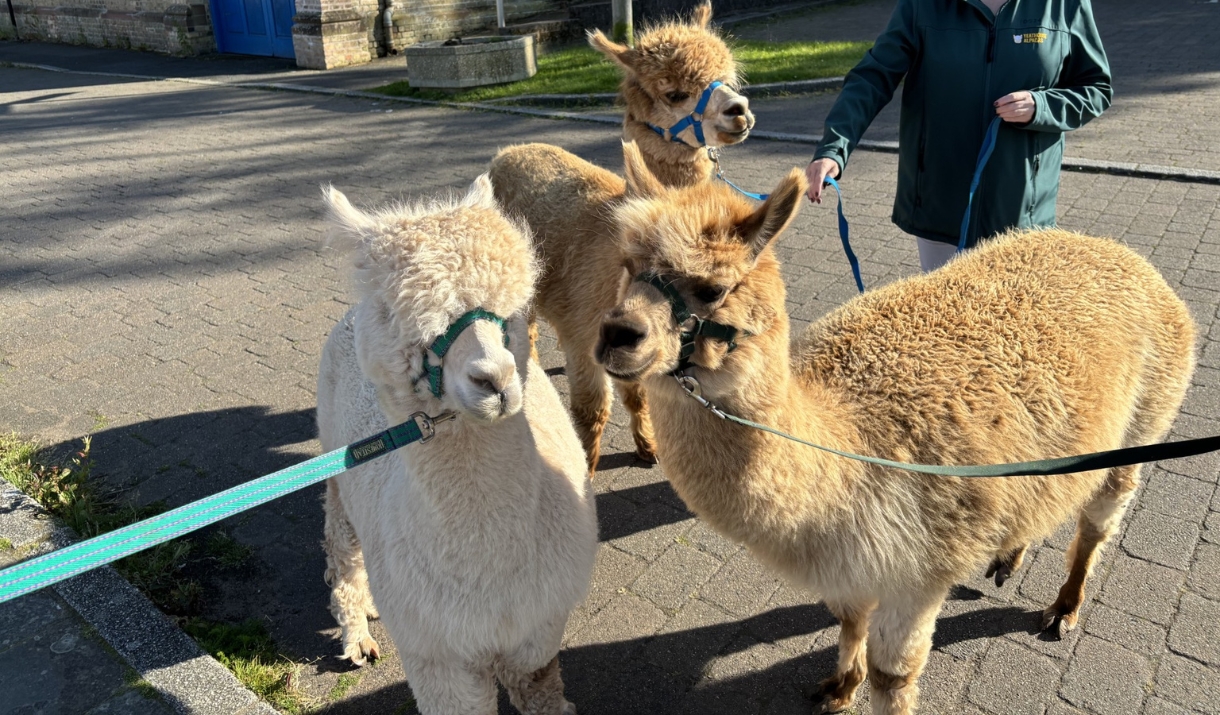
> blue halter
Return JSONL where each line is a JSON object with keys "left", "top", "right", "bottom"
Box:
{"left": 648, "top": 80, "right": 723, "bottom": 146}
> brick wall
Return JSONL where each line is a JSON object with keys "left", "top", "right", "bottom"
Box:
{"left": 295, "top": 0, "right": 558, "bottom": 69}
{"left": 2, "top": 0, "right": 214, "bottom": 54}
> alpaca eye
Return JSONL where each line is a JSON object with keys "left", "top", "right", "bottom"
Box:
{"left": 693, "top": 285, "right": 726, "bottom": 303}
{"left": 666, "top": 91, "right": 690, "bottom": 103}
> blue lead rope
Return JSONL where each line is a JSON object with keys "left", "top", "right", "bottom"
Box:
{"left": 824, "top": 176, "right": 865, "bottom": 294}
{"left": 828, "top": 115, "right": 1003, "bottom": 291}
{"left": 958, "top": 117, "right": 1002, "bottom": 252}
{"left": 0, "top": 411, "right": 450, "bottom": 605}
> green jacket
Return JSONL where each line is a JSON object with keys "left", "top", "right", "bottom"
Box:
{"left": 814, "top": 0, "right": 1112, "bottom": 246}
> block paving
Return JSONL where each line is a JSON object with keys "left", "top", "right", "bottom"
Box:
{"left": 2, "top": 0, "right": 1220, "bottom": 713}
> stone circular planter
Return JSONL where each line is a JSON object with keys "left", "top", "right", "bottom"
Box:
{"left": 405, "top": 35, "right": 537, "bottom": 90}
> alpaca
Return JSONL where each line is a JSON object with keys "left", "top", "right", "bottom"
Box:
{"left": 489, "top": 2, "right": 753, "bottom": 469}
{"left": 316, "top": 177, "right": 598, "bottom": 715}
{"left": 596, "top": 144, "right": 1196, "bottom": 715}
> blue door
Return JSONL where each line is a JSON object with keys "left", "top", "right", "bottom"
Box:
{"left": 210, "top": 0, "right": 295, "bottom": 58}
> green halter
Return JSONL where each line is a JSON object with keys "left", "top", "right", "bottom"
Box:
{"left": 416, "top": 308, "right": 510, "bottom": 398}
{"left": 635, "top": 273, "right": 748, "bottom": 373}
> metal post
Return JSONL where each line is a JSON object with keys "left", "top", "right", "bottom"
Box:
{"left": 496, "top": 0, "right": 505, "bottom": 29}
{"left": 611, "top": 0, "right": 632, "bottom": 45}
{"left": 5, "top": 0, "right": 18, "bottom": 40}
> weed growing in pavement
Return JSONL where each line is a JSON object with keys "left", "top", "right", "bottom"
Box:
{"left": 328, "top": 672, "right": 360, "bottom": 701}
{"left": 0, "top": 538, "right": 12, "bottom": 551}
{"left": 0, "top": 433, "right": 313, "bottom": 713}
{"left": 183, "top": 618, "right": 313, "bottom": 714}
{"left": 205, "top": 530, "right": 254, "bottom": 569}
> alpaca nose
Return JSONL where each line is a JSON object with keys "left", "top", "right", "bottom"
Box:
{"left": 469, "top": 366, "right": 513, "bottom": 398}
{"left": 723, "top": 98, "right": 748, "bottom": 118}
{"left": 601, "top": 320, "right": 648, "bottom": 351}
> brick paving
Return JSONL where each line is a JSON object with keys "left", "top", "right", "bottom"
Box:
{"left": 2, "top": 1, "right": 1220, "bottom": 713}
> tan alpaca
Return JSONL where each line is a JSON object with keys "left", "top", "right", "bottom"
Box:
{"left": 597, "top": 144, "right": 1196, "bottom": 715}
{"left": 489, "top": 2, "right": 754, "bottom": 469}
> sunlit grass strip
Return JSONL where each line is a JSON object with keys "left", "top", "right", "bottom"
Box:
{"left": 184, "top": 618, "right": 312, "bottom": 714}
{"left": 367, "top": 40, "right": 872, "bottom": 102}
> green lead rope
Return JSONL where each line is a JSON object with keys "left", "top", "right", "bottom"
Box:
{"left": 0, "top": 411, "right": 451, "bottom": 605}
{"left": 676, "top": 375, "right": 1220, "bottom": 478}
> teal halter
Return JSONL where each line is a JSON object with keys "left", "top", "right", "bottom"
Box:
{"left": 636, "top": 273, "right": 748, "bottom": 374}
{"left": 416, "top": 308, "right": 510, "bottom": 398}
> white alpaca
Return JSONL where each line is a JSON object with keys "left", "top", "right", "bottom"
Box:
{"left": 316, "top": 176, "right": 598, "bottom": 715}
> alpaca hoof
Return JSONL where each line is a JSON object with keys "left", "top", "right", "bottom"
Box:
{"left": 1040, "top": 606, "right": 1078, "bottom": 640}
{"left": 343, "top": 636, "right": 381, "bottom": 666}
{"left": 993, "top": 564, "right": 1013, "bottom": 587}
{"left": 561, "top": 702, "right": 577, "bottom": 715}
{"left": 634, "top": 446, "right": 658, "bottom": 464}
{"left": 812, "top": 676, "right": 857, "bottom": 714}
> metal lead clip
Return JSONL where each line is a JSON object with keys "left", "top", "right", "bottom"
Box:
{"left": 411, "top": 411, "right": 457, "bottom": 443}
{"left": 674, "top": 375, "right": 728, "bottom": 420}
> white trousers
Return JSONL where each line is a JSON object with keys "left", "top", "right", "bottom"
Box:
{"left": 916, "top": 236, "right": 960, "bottom": 273}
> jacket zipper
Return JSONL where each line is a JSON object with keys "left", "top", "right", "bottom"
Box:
{"left": 1030, "top": 155, "right": 1040, "bottom": 219}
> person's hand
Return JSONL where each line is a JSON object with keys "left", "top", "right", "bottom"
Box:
{"left": 805, "top": 158, "right": 841, "bottom": 203}
{"left": 995, "top": 91, "right": 1036, "bottom": 124}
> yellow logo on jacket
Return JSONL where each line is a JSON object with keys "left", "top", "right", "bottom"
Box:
{"left": 1013, "top": 32, "right": 1047, "bottom": 44}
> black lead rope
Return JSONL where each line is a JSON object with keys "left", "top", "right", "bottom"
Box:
{"left": 676, "top": 375, "right": 1220, "bottom": 478}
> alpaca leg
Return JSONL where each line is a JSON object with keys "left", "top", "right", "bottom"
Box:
{"left": 496, "top": 655, "right": 574, "bottom": 715}
{"left": 985, "top": 544, "right": 1028, "bottom": 587}
{"left": 1043, "top": 464, "right": 1141, "bottom": 639}
{"left": 404, "top": 657, "right": 497, "bottom": 715}
{"left": 614, "top": 379, "right": 657, "bottom": 463}
{"left": 323, "top": 480, "right": 380, "bottom": 665}
{"left": 814, "top": 599, "right": 875, "bottom": 714}
{"left": 567, "top": 353, "right": 612, "bottom": 472}
{"left": 865, "top": 590, "right": 946, "bottom": 715}
{"left": 527, "top": 310, "right": 541, "bottom": 363}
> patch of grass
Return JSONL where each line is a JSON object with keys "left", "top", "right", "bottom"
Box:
{"left": 124, "top": 669, "right": 161, "bottom": 701}
{"left": 87, "top": 410, "right": 109, "bottom": 432}
{"left": 0, "top": 537, "right": 12, "bottom": 551}
{"left": 328, "top": 672, "right": 360, "bottom": 701}
{"left": 183, "top": 618, "right": 312, "bottom": 714}
{"left": 366, "top": 39, "right": 871, "bottom": 102}
{"left": 0, "top": 434, "right": 199, "bottom": 614}
{"left": 205, "top": 530, "right": 254, "bottom": 569}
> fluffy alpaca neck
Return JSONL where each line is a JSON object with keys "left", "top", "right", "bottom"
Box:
{"left": 377, "top": 394, "right": 539, "bottom": 509}
{"left": 622, "top": 115, "right": 715, "bottom": 188}
{"left": 645, "top": 288, "right": 860, "bottom": 550}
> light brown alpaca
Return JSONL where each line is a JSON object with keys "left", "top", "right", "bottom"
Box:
{"left": 596, "top": 144, "right": 1196, "bottom": 715}
{"left": 489, "top": 2, "right": 753, "bottom": 469}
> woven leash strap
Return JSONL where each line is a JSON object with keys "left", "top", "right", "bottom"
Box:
{"left": 0, "top": 413, "right": 442, "bottom": 604}
{"left": 677, "top": 376, "right": 1220, "bottom": 478}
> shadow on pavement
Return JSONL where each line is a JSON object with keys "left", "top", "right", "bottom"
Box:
{"left": 314, "top": 600, "right": 1043, "bottom": 715}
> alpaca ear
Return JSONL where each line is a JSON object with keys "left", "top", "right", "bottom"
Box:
{"left": 462, "top": 173, "right": 498, "bottom": 210}
{"left": 588, "top": 29, "right": 637, "bottom": 72}
{"left": 734, "top": 168, "right": 806, "bottom": 259}
{"left": 622, "top": 141, "right": 665, "bottom": 198}
{"left": 323, "top": 184, "right": 376, "bottom": 249}
{"left": 692, "top": 1, "right": 713, "bottom": 29}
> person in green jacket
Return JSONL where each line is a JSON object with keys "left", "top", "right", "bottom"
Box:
{"left": 806, "top": 0, "right": 1112, "bottom": 272}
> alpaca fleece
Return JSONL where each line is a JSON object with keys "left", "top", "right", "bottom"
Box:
{"left": 317, "top": 178, "right": 597, "bottom": 715}
{"left": 602, "top": 154, "right": 1196, "bottom": 715}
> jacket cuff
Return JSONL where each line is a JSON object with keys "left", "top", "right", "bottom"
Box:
{"left": 1024, "top": 91, "right": 1054, "bottom": 132}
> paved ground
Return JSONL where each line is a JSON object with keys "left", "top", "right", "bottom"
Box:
{"left": 2, "top": 0, "right": 1220, "bottom": 713}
